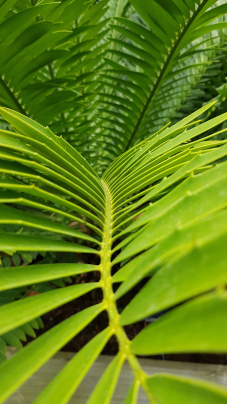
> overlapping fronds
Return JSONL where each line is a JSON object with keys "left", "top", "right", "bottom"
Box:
{"left": 174, "top": 41, "right": 227, "bottom": 123}
{"left": 0, "top": 104, "right": 226, "bottom": 403}
{"left": 1, "top": 0, "right": 226, "bottom": 172}
{"left": 0, "top": 0, "right": 109, "bottom": 138}
{"left": 86, "top": 0, "right": 227, "bottom": 171}
{"left": 0, "top": 286, "right": 43, "bottom": 363}
{"left": 0, "top": 1, "right": 227, "bottom": 403}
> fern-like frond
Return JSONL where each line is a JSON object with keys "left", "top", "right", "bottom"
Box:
{"left": 0, "top": 0, "right": 109, "bottom": 143}
{"left": 87, "top": 0, "right": 227, "bottom": 171}
{"left": 0, "top": 1, "right": 227, "bottom": 403}
{"left": 0, "top": 104, "right": 226, "bottom": 403}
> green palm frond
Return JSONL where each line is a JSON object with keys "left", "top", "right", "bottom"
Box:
{"left": 88, "top": 0, "right": 227, "bottom": 170}
{"left": 0, "top": 103, "right": 226, "bottom": 403}
{"left": 173, "top": 41, "right": 227, "bottom": 123}
{"left": 0, "top": 0, "right": 109, "bottom": 136}
{"left": 0, "top": 1, "right": 227, "bottom": 403}
{"left": 0, "top": 286, "right": 43, "bottom": 361}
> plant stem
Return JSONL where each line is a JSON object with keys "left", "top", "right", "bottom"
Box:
{"left": 100, "top": 179, "right": 154, "bottom": 402}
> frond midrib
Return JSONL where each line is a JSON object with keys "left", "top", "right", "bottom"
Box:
{"left": 100, "top": 179, "right": 153, "bottom": 401}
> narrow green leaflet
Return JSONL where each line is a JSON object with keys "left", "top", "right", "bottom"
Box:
{"left": 104, "top": 101, "right": 217, "bottom": 184}
{"left": 0, "top": 204, "right": 98, "bottom": 244}
{"left": 0, "top": 157, "right": 104, "bottom": 223}
{"left": 131, "top": 292, "right": 227, "bottom": 355}
{"left": 124, "top": 380, "right": 140, "bottom": 404}
{"left": 0, "top": 263, "right": 97, "bottom": 291}
{"left": 20, "top": 323, "right": 36, "bottom": 338}
{"left": 0, "top": 283, "right": 99, "bottom": 335}
{"left": 120, "top": 223, "right": 227, "bottom": 324}
{"left": 0, "top": 108, "right": 103, "bottom": 193}
{"left": 86, "top": 353, "right": 125, "bottom": 404}
{"left": 115, "top": 200, "right": 227, "bottom": 300}
{"left": 112, "top": 112, "right": 227, "bottom": 208}
{"left": 0, "top": 304, "right": 104, "bottom": 404}
{"left": 114, "top": 166, "right": 227, "bottom": 263}
{"left": 0, "top": 129, "right": 104, "bottom": 213}
{"left": 0, "top": 179, "right": 102, "bottom": 234}
{"left": 0, "top": 188, "right": 101, "bottom": 235}
{"left": 145, "top": 374, "right": 227, "bottom": 404}
{"left": 113, "top": 142, "right": 227, "bottom": 235}
{"left": 0, "top": 338, "right": 6, "bottom": 356}
{"left": 34, "top": 328, "right": 112, "bottom": 404}
{"left": 0, "top": 233, "right": 97, "bottom": 254}
{"left": 1, "top": 331, "right": 23, "bottom": 350}
{"left": 116, "top": 159, "right": 227, "bottom": 238}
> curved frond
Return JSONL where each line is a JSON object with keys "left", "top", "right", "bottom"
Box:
{"left": 0, "top": 1, "right": 227, "bottom": 403}
{"left": 89, "top": 0, "right": 227, "bottom": 170}
{"left": 0, "top": 104, "right": 226, "bottom": 403}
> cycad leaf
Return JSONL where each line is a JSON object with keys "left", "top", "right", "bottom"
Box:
{"left": 34, "top": 327, "right": 112, "bottom": 404}
{"left": 0, "top": 263, "right": 97, "bottom": 291}
{"left": 94, "top": 0, "right": 227, "bottom": 159}
{"left": 131, "top": 292, "right": 227, "bottom": 355}
{"left": 114, "top": 164, "right": 227, "bottom": 264}
{"left": 0, "top": 304, "right": 103, "bottom": 404}
{"left": 0, "top": 283, "right": 99, "bottom": 335}
{"left": 1, "top": 331, "right": 23, "bottom": 351}
{"left": 124, "top": 381, "right": 140, "bottom": 404}
{"left": 0, "top": 1, "right": 227, "bottom": 402}
{"left": 86, "top": 353, "right": 125, "bottom": 404}
{"left": 0, "top": 233, "right": 97, "bottom": 254}
{"left": 145, "top": 374, "right": 227, "bottom": 404}
{"left": 0, "top": 204, "right": 97, "bottom": 244}
{"left": 115, "top": 206, "right": 227, "bottom": 300}
{"left": 120, "top": 220, "right": 227, "bottom": 325}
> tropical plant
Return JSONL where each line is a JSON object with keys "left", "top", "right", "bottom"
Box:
{"left": 0, "top": 0, "right": 227, "bottom": 403}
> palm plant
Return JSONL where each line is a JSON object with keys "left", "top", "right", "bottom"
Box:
{"left": 0, "top": 0, "right": 227, "bottom": 402}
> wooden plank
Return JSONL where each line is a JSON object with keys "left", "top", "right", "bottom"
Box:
{"left": 6, "top": 351, "right": 227, "bottom": 403}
